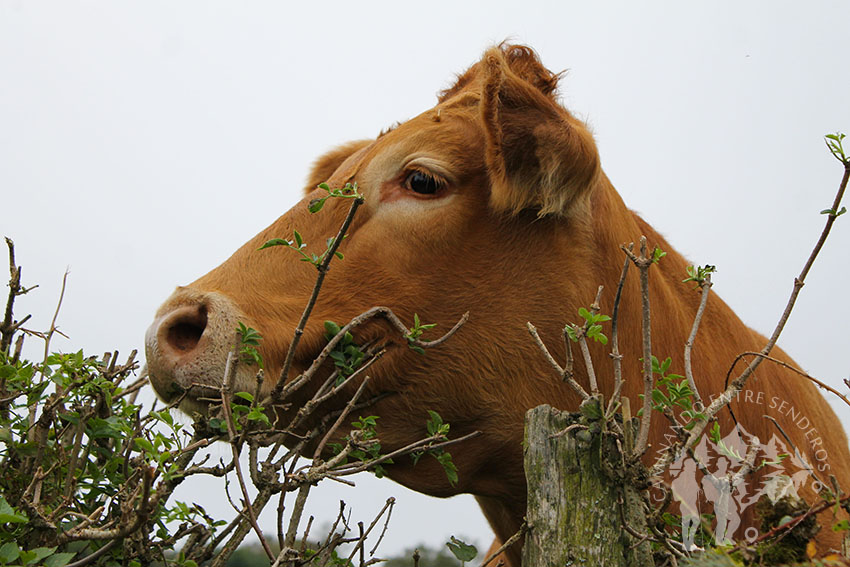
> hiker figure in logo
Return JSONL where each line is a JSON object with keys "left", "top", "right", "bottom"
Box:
{"left": 702, "top": 454, "right": 749, "bottom": 545}
{"left": 670, "top": 455, "right": 701, "bottom": 551}
{"left": 669, "top": 425, "right": 770, "bottom": 548}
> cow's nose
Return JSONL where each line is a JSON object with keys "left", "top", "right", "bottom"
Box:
{"left": 161, "top": 303, "right": 208, "bottom": 356}
{"left": 145, "top": 290, "right": 243, "bottom": 403}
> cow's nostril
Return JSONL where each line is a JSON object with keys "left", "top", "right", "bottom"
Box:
{"left": 165, "top": 306, "right": 208, "bottom": 353}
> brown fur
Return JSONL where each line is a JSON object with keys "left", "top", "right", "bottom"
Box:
{"left": 150, "top": 45, "right": 850, "bottom": 566}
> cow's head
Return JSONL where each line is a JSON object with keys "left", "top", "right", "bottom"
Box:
{"left": 145, "top": 45, "right": 604, "bottom": 498}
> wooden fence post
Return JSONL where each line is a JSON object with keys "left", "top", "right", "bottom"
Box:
{"left": 522, "top": 404, "right": 653, "bottom": 566}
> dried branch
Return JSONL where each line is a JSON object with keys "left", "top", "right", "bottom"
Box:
{"left": 480, "top": 522, "right": 528, "bottom": 567}
{"left": 605, "top": 248, "right": 632, "bottom": 419}
{"left": 622, "top": 237, "right": 654, "bottom": 458}
{"left": 325, "top": 430, "right": 481, "bottom": 478}
{"left": 345, "top": 498, "right": 395, "bottom": 565}
{"left": 274, "top": 305, "right": 468, "bottom": 404}
{"left": 731, "top": 350, "right": 850, "bottom": 409}
{"left": 220, "top": 345, "right": 275, "bottom": 562}
{"left": 313, "top": 376, "right": 374, "bottom": 460}
{"left": 1, "top": 237, "right": 36, "bottom": 353}
{"left": 527, "top": 322, "right": 589, "bottom": 400}
{"left": 683, "top": 275, "right": 711, "bottom": 411}
{"left": 272, "top": 196, "right": 365, "bottom": 398}
{"left": 64, "top": 539, "right": 120, "bottom": 567}
{"left": 652, "top": 156, "right": 848, "bottom": 476}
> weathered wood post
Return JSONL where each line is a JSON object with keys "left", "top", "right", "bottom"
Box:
{"left": 522, "top": 403, "right": 653, "bottom": 566}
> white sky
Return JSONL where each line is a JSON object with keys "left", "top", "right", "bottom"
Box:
{"left": 2, "top": 1, "right": 849, "bottom": 558}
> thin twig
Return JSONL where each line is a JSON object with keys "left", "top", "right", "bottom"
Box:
{"left": 1, "top": 237, "right": 27, "bottom": 353}
{"left": 220, "top": 343, "right": 275, "bottom": 562}
{"left": 606, "top": 247, "right": 631, "bottom": 418}
{"left": 313, "top": 376, "right": 373, "bottom": 460}
{"left": 288, "top": 348, "right": 385, "bottom": 438}
{"left": 480, "top": 522, "right": 528, "bottom": 567}
{"left": 327, "top": 430, "right": 482, "bottom": 477}
{"left": 274, "top": 306, "right": 468, "bottom": 404}
{"left": 622, "top": 237, "right": 654, "bottom": 458}
{"left": 272, "top": 196, "right": 364, "bottom": 399}
{"left": 576, "top": 336, "right": 598, "bottom": 397}
{"left": 527, "top": 322, "right": 589, "bottom": 400}
{"left": 64, "top": 539, "right": 120, "bottom": 567}
{"left": 730, "top": 350, "right": 850, "bottom": 409}
{"left": 369, "top": 497, "right": 395, "bottom": 556}
{"left": 683, "top": 274, "right": 711, "bottom": 411}
{"left": 345, "top": 498, "right": 395, "bottom": 565}
{"left": 652, "top": 158, "right": 848, "bottom": 476}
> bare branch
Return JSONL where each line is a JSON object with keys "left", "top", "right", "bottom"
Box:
{"left": 683, "top": 274, "right": 711, "bottom": 411}
{"left": 273, "top": 196, "right": 365, "bottom": 398}
{"left": 220, "top": 344, "right": 275, "bottom": 562}
{"left": 527, "top": 322, "right": 589, "bottom": 400}
{"left": 606, "top": 245, "right": 632, "bottom": 418}
{"left": 623, "top": 237, "right": 654, "bottom": 458}
{"left": 345, "top": 498, "right": 395, "bottom": 565}
{"left": 480, "top": 522, "right": 528, "bottom": 567}
{"left": 313, "top": 376, "right": 374, "bottom": 461}
{"left": 273, "top": 305, "right": 468, "bottom": 403}
{"left": 652, "top": 159, "right": 848, "bottom": 476}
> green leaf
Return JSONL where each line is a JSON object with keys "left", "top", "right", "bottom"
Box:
{"left": 293, "top": 230, "right": 303, "bottom": 247}
{"left": 308, "top": 197, "right": 327, "bottom": 213}
{"left": 0, "top": 542, "right": 20, "bottom": 563}
{"left": 258, "top": 238, "right": 290, "bottom": 250}
{"left": 234, "top": 392, "right": 253, "bottom": 403}
{"left": 134, "top": 437, "right": 155, "bottom": 454}
{"left": 434, "top": 451, "right": 458, "bottom": 486}
{"left": 24, "top": 547, "right": 57, "bottom": 565}
{"left": 0, "top": 495, "right": 28, "bottom": 524}
{"left": 709, "top": 422, "right": 722, "bottom": 443}
{"left": 579, "top": 397, "right": 602, "bottom": 420}
{"left": 426, "top": 410, "right": 445, "bottom": 436}
{"left": 324, "top": 320, "right": 341, "bottom": 339}
{"left": 44, "top": 552, "right": 77, "bottom": 567}
{"left": 247, "top": 407, "right": 270, "bottom": 426}
{"left": 446, "top": 537, "right": 478, "bottom": 563}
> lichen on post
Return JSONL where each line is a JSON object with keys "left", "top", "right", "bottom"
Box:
{"left": 522, "top": 404, "right": 652, "bottom": 566}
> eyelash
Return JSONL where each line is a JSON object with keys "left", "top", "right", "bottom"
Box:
{"left": 404, "top": 169, "right": 445, "bottom": 196}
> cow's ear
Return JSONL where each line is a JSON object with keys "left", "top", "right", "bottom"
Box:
{"left": 480, "top": 48, "right": 601, "bottom": 218}
{"left": 304, "top": 140, "right": 373, "bottom": 195}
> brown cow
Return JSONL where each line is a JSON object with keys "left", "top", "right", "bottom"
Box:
{"left": 145, "top": 44, "right": 849, "bottom": 564}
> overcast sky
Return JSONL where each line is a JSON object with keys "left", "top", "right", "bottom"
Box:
{"left": 2, "top": 1, "right": 849, "bottom": 558}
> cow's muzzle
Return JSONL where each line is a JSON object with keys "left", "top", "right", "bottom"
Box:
{"left": 145, "top": 288, "right": 246, "bottom": 406}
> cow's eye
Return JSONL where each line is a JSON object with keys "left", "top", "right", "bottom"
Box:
{"left": 405, "top": 170, "right": 442, "bottom": 195}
